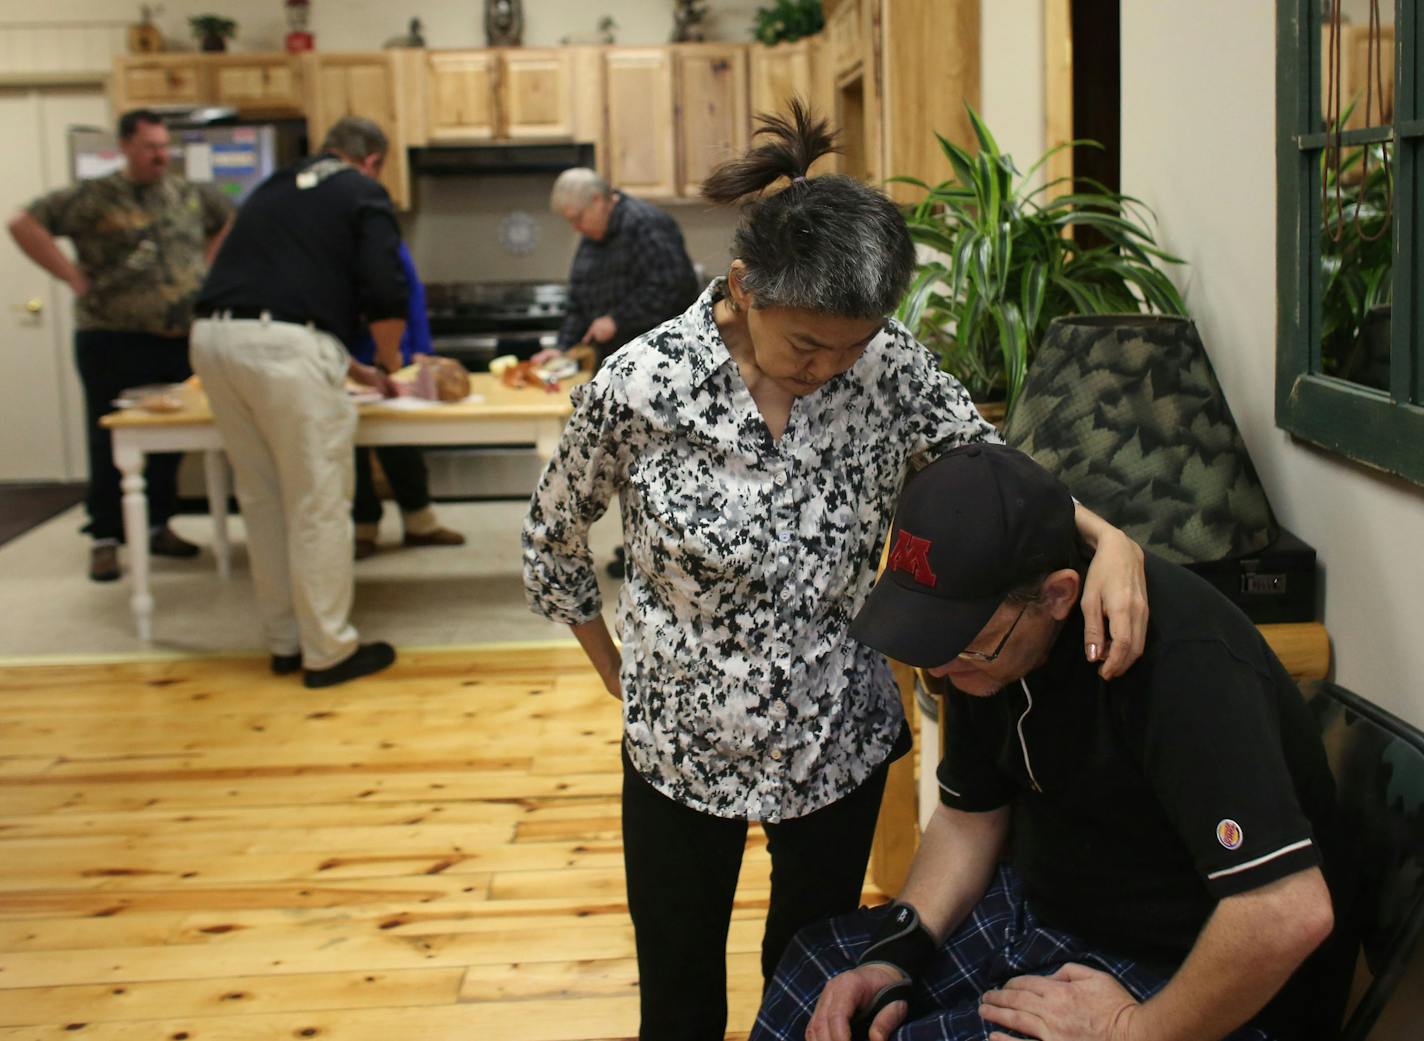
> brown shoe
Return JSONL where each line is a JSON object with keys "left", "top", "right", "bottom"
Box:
{"left": 354, "top": 538, "right": 378, "bottom": 560}
{"left": 150, "top": 526, "right": 200, "bottom": 558}
{"left": 403, "top": 527, "right": 465, "bottom": 548}
{"left": 90, "top": 544, "right": 120, "bottom": 582}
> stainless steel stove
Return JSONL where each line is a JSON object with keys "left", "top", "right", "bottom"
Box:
{"left": 423, "top": 280, "right": 570, "bottom": 501}
{"left": 427, "top": 280, "right": 568, "bottom": 371}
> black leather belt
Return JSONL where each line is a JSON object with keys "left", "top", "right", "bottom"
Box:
{"left": 196, "top": 306, "right": 317, "bottom": 328}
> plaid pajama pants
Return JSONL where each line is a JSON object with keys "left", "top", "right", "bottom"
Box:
{"left": 751, "top": 865, "right": 1272, "bottom": 1041}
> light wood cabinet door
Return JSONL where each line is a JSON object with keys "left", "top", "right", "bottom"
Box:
{"left": 604, "top": 49, "right": 677, "bottom": 199}
{"left": 502, "top": 49, "right": 574, "bottom": 139}
{"left": 827, "top": 0, "right": 863, "bottom": 77}
{"left": 751, "top": 40, "right": 814, "bottom": 124}
{"left": 674, "top": 45, "right": 748, "bottom": 197}
{"left": 305, "top": 53, "right": 410, "bottom": 210}
{"left": 112, "top": 57, "right": 204, "bottom": 111}
{"left": 210, "top": 56, "right": 304, "bottom": 115}
{"left": 425, "top": 51, "right": 497, "bottom": 142}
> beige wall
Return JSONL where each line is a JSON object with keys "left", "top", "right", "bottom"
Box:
{"left": 1120, "top": 2, "right": 1424, "bottom": 730}
{"left": 979, "top": 3, "right": 1423, "bottom": 730}
{"left": 0, "top": 0, "right": 756, "bottom": 53}
{"left": 980, "top": 0, "right": 1045, "bottom": 187}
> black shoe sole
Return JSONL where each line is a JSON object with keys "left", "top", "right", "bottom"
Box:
{"left": 303, "top": 643, "right": 396, "bottom": 688}
{"left": 271, "top": 654, "right": 303, "bottom": 675}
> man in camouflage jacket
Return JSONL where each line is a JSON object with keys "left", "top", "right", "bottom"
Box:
{"left": 8, "top": 109, "right": 233, "bottom": 581}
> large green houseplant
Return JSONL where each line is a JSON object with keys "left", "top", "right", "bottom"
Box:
{"left": 894, "top": 106, "right": 1187, "bottom": 420}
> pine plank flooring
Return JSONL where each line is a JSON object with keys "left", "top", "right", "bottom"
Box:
{"left": 0, "top": 645, "right": 881, "bottom": 1040}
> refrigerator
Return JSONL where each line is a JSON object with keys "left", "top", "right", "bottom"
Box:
{"left": 67, "top": 116, "right": 307, "bottom": 204}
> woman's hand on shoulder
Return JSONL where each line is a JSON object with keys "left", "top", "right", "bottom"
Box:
{"left": 1080, "top": 526, "right": 1148, "bottom": 680}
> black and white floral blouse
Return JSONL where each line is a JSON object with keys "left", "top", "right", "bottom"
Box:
{"left": 523, "top": 280, "right": 997, "bottom": 822}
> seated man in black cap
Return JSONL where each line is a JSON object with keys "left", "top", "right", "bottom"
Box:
{"left": 751, "top": 444, "right": 1354, "bottom": 1041}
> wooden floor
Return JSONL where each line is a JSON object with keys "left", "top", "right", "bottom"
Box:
{"left": 0, "top": 645, "right": 876, "bottom": 1040}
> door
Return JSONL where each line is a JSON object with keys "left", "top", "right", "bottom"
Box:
{"left": 425, "top": 51, "right": 497, "bottom": 142}
{"left": 502, "top": 49, "right": 574, "bottom": 140}
{"left": 675, "top": 45, "right": 748, "bottom": 197}
{"left": 210, "top": 56, "right": 304, "bottom": 116}
{"left": 306, "top": 53, "right": 410, "bottom": 209}
{"left": 0, "top": 87, "right": 110, "bottom": 481}
{"left": 112, "top": 57, "right": 204, "bottom": 113}
{"left": 604, "top": 49, "right": 677, "bottom": 200}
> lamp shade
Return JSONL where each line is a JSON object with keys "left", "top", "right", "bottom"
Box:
{"left": 1002, "top": 315, "right": 1277, "bottom": 564}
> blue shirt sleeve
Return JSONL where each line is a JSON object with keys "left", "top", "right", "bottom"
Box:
{"left": 355, "top": 241, "right": 430, "bottom": 365}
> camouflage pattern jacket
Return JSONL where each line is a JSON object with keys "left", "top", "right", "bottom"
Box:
{"left": 28, "top": 172, "right": 232, "bottom": 337}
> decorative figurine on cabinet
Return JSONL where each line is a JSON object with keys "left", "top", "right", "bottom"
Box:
{"left": 485, "top": 0, "right": 524, "bottom": 47}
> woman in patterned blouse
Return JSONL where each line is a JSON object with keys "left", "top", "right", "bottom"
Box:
{"left": 522, "top": 102, "right": 1150, "bottom": 1041}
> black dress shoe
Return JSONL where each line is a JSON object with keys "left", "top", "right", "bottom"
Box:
{"left": 150, "top": 526, "right": 201, "bottom": 558}
{"left": 270, "top": 653, "right": 303, "bottom": 675}
{"left": 303, "top": 642, "right": 396, "bottom": 688}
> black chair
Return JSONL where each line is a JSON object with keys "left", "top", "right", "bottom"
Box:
{"left": 1302, "top": 681, "right": 1424, "bottom": 1041}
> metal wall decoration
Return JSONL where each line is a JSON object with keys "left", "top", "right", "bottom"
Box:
{"left": 485, "top": 0, "right": 524, "bottom": 47}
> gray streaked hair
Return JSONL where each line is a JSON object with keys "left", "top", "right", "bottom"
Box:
{"left": 320, "top": 116, "right": 388, "bottom": 162}
{"left": 550, "top": 167, "right": 610, "bottom": 212}
{"left": 701, "top": 100, "right": 915, "bottom": 319}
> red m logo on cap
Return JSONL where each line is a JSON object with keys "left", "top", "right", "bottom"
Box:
{"left": 888, "top": 530, "right": 937, "bottom": 587}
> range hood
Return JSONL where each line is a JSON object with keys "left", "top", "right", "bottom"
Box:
{"left": 409, "top": 141, "right": 595, "bottom": 176}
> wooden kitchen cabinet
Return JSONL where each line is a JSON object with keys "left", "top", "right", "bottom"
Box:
{"left": 674, "top": 44, "right": 748, "bottom": 197}
{"left": 604, "top": 48, "right": 678, "bottom": 200}
{"left": 502, "top": 49, "right": 574, "bottom": 139}
{"left": 304, "top": 52, "right": 413, "bottom": 210}
{"left": 425, "top": 50, "right": 498, "bottom": 141}
{"left": 424, "top": 48, "right": 573, "bottom": 142}
{"left": 750, "top": 37, "right": 837, "bottom": 175}
{"left": 112, "top": 56, "right": 205, "bottom": 111}
{"left": 819, "top": 0, "right": 978, "bottom": 201}
{"left": 209, "top": 55, "right": 304, "bottom": 116}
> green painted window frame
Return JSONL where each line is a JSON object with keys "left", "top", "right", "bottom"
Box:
{"left": 1277, "top": 1, "right": 1423, "bottom": 483}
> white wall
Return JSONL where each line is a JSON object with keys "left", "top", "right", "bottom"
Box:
{"left": 1120, "top": 3, "right": 1424, "bottom": 728}
{"left": 980, "top": 0, "right": 1045, "bottom": 183}
{"left": 0, "top": 0, "right": 756, "bottom": 52}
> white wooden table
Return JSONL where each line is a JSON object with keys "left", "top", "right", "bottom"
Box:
{"left": 101, "top": 373, "right": 582, "bottom": 641}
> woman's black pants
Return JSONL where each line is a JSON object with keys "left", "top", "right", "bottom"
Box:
{"left": 620, "top": 743, "right": 892, "bottom": 1041}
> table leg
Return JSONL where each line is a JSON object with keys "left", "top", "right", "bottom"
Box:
{"left": 535, "top": 420, "right": 561, "bottom": 463}
{"left": 204, "top": 450, "right": 232, "bottom": 580}
{"left": 115, "top": 440, "right": 153, "bottom": 642}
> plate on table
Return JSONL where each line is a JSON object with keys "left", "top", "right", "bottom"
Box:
{"left": 113, "top": 383, "right": 186, "bottom": 412}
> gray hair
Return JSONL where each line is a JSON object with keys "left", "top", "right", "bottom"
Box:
{"left": 701, "top": 101, "right": 914, "bottom": 319}
{"left": 320, "top": 116, "right": 388, "bottom": 163}
{"left": 550, "top": 167, "right": 610, "bottom": 213}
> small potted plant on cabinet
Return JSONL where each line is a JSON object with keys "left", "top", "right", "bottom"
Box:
{"left": 189, "top": 14, "right": 237, "bottom": 53}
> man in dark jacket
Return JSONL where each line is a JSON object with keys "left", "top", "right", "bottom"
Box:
{"left": 190, "top": 117, "right": 406, "bottom": 688}
{"left": 544, "top": 167, "right": 699, "bottom": 365}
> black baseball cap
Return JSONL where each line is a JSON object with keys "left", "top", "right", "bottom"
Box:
{"left": 850, "top": 444, "right": 1077, "bottom": 667}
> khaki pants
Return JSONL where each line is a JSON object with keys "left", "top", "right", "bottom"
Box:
{"left": 190, "top": 316, "right": 359, "bottom": 669}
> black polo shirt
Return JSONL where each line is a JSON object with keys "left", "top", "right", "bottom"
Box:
{"left": 939, "top": 555, "right": 1349, "bottom": 1038}
{"left": 197, "top": 153, "right": 407, "bottom": 350}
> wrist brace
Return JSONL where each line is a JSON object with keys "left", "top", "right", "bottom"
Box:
{"left": 856, "top": 901, "right": 937, "bottom": 980}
